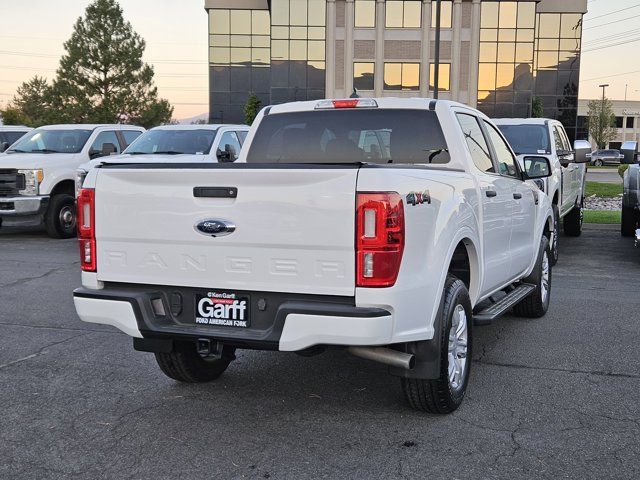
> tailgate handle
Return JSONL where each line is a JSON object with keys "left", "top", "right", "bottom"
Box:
{"left": 193, "top": 187, "right": 237, "bottom": 198}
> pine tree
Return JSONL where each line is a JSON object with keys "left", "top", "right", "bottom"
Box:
{"left": 50, "top": 0, "right": 173, "bottom": 127}
{"left": 244, "top": 93, "right": 262, "bottom": 125}
{"left": 10, "top": 76, "right": 52, "bottom": 126}
{"left": 531, "top": 97, "right": 544, "bottom": 118}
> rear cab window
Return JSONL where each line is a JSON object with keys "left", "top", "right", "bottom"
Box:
{"left": 246, "top": 109, "right": 449, "bottom": 165}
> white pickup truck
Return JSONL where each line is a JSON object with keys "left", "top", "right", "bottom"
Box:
{"left": 73, "top": 98, "right": 554, "bottom": 414}
{"left": 493, "top": 119, "right": 591, "bottom": 264}
{"left": 0, "top": 124, "right": 144, "bottom": 237}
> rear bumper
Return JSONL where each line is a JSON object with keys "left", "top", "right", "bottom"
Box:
{"left": 73, "top": 286, "right": 393, "bottom": 351}
{"left": 0, "top": 195, "right": 49, "bottom": 227}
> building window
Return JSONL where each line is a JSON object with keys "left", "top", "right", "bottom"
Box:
{"left": 626, "top": 117, "right": 634, "bottom": 129}
{"left": 385, "top": 1, "right": 422, "bottom": 29}
{"left": 615, "top": 117, "right": 624, "bottom": 129}
{"left": 354, "top": 62, "right": 375, "bottom": 91}
{"left": 431, "top": 1, "right": 452, "bottom": 29}
{"left": 384, "top": 63, "right": 420, "bottom": 91}
{"left": 429, "top": 63, "right": 451, "bottom": 91}
{"left": 209, "top": 9, "right": 271, "bottom": 67}
{"left": 355, "top": 0, "right": 376, "bottom": 28}
{"left": 478, "top": 1, "right": 536, "bottom": 118}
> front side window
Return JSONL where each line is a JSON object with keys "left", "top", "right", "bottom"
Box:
{"left": 90, "top": 131, "right": 121, "bottom": 157}
{"left": 354, "top": 62, "right": 375, "bottom": 91}
{"left": 125, "top": 129, "right": 217, "bottom": 155}
{"left": 217, "top": 131, "right": 242, "bottom": 162}
{"left": 457, "top": 113, "right": 494, "bottom": 173}
{"left": 7, "top": 129, "right": 92, "bottom": 154}
{"left": 484, "top": 121, "right": 519, "bottom": 178}
{"left": 497, "top": 124, "right": 551, "bottom": 155}
{"left": 386, "top": 1, "right": 422, "bottom": 28}
{"left": 384, "top": 63, "right": 420, "bottom": 91}
{"left": 246, "top": 109, "right": 449, "bottom": 165}
{"left": 355, "top": 0, "right": 376, "bottom": 28}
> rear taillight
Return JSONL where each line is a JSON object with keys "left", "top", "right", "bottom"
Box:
{"left": 356, "top": 192, "right": 404, "bottom": 287}
{"left": 77, "top": 188, "right": 96, "bottom": 272}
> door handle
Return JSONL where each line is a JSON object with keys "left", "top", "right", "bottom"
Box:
{"left": 486, "top": 190, "right": 497, "bottom": 198}
{"left": 513, "top": 193, "right": 522, "bottom": 200}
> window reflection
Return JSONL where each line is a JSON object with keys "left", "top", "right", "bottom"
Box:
{"left": 432, "top": 1, "right": 452, "bottom": 29}
{"left": 354, "top": 62, "right": 375, "bottom": 91}
{"left": 384, "top": 63, "right": 420, "bottom": 91}
{"left": 429, "top": 63, "right": 451, "bottom": 91}
{"left": 355, "top": 0, "right": 376, "bottom": 28}
{"left": 386, "top": 1, "right": 421, "bottom": 28}
{"left": 478, "top": 1, "right": 535, "bottom": 119}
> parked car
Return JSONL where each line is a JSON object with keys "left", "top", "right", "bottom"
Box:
{"left": 621, "top": 142, "right": 640, "bottom": 244}
{"left": 590, "top": 149, "right": 623, "bottom": 166}
{"left": 0, "top": 126, "right": 32, "bottom": 152}
{"left": 75, "top": 124, "right": 251, "bottom": 196}
{"left": 494, "top": 118, "right": 590, "bottom": 265}
{"left": 0, "top": 124, "right": 144, "bottom": 237}
{"left": 73, "top": 98, "right": 554, "bottom": 414}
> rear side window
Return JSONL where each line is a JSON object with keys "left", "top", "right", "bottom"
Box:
{"left": 456, "top": 113, "right": 494, "bottom": 173}
{"left": 246, "top": 109, "right": 449, "bottom": 164}
{"left": 484, "top": 121, "right": 519, "bottom": 178}
{"left": 122, "top": 130, "right": 143, "bottom": 147}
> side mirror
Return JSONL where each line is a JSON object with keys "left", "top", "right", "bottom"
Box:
{"left": 573, "top": 140, "right": 592, "bottom": 164}
{"left": 523, "top": 156, "right": 552, "bottom": 180}
{"left": 556, "top": 149, "right": 574, "bottom": 167}
{"left": 0, "top": 141, "right": 9, "bottom": 153}
{"left": 217, "top": 144, "right": 236, "bottom": 163}
{"left": 621, "top": 141, "right": 639, "bottom": 164}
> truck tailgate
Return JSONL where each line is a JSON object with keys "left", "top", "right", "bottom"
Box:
{"left": 94, "top": 167, "right": 357, "bottom": 296}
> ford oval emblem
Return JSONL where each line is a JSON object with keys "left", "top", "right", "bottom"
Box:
{"left": 195, "top": 219, "right": 236, "bottom": 237}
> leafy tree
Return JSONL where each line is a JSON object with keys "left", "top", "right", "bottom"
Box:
{"left": 10, "top": 76, "right": 53, "bottom": 126}
{"left": 191, "top": 118, "right": 208, "bottom": 125}
{"left": 49, "top": 0, "right": 172, "bottom": 127}
{"left": 531, "top": 97, "right": 544, "bottom": 118}
{"left": 587, "top": 98, "right": 616, "bottom": 149}
{"left": 244, "top": 93, "right": 262, "bottom": 125}
{"left": 0, "top": 107, "right": 29, "bottom": 126}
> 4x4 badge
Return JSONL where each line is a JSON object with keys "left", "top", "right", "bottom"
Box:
{"left": 406, "top": 190, "right": 431, "bottom": 206}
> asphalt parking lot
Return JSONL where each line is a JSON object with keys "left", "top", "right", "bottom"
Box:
{"left": 1, "top": 226, "right": 639, "bottom": 480}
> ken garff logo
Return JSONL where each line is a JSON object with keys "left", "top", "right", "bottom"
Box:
{"left": 406, "top": 190, "right": 431, "bottom": 206}
{"left": 195, "top": 219, "right": 236, "bottom": 237}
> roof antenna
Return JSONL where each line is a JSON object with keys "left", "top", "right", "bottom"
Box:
{"left": 350, "top": 88, "right": 360, "bottom": 99}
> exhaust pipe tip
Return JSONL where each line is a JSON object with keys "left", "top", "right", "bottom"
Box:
{"left": 347, "top": 346, "right": 415, "bottom": 370}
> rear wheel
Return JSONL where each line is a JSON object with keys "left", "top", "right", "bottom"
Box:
{"left": 621, "top": 206, "right": 636, "bottom": 237}
{"left": 155, "top": 342, "right": 235, "bottom": 383}
{"left": 401, "top": 276, "right": 472, "bottom": 414}
{"left": 514, "top": 236, "right": 551, "bottom": 318}
{"left": 563, "top": 199, "right": 583, "bottom": 237}
{"left": 45, "top": 194, "right": 77, "bottom": 239}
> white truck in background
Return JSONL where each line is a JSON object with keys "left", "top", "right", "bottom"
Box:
{"left": 0, "top": 124, "right": 144, "bottom": 237}
{"left": 0, "top": 126, "right": 32, "bottom": 152}
{"left": 73, "top": 98, "right": 554, "bottom": 414}
{"left": 493, "top": 118, "right": 591, "bottom": 265}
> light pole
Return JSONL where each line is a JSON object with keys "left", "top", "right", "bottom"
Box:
{"left": 599, "top": 84, "right": 609, "bottom": 149}
{"left": 433, "top": 0, "right": 442, "bottom": 99}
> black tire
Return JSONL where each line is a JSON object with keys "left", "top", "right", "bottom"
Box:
{"left": 621, "top": 206, "right": 636, "bottom": 237}
{"left": 401, "top": 276, "right": 473, "bottom": 414}
{"left": 154, "top": 342, "right": 235, "bottom": 383}
{"left": 594, "top": 159, "right": 603, "bottom": 167}
{"left": 45, "top": 194, "right": 77, "bottom": 239}
{"left": 550, "top": 204, "right": 559, "bottom": 266}
{"left": 563, "top": 199, "right": 583, "bottom": 237}
{"left": 513, "top": 236, "right": 551, "bottom": 318}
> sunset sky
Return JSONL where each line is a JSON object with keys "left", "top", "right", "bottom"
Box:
{"left": 0, "top": 0, "right": 638, "bottom": 120}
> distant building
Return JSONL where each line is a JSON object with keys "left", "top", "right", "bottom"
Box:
{"left": 205, "top": 0, "right": 587, "bottom": 140}
{"left": 578, "top": 99, "right": 640, "bottom": 149}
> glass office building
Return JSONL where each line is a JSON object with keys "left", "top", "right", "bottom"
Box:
{"left": 205, "top": 0, "right": 587, "bottom": 140}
